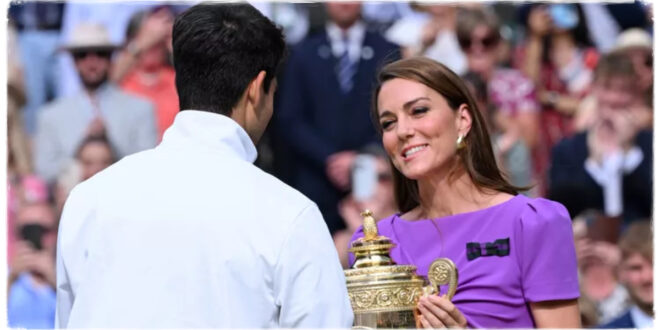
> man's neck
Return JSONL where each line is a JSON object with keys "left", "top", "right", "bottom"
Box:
{"left": 84, "top": 87, "right": 97, "bottom": 98}
{"left": 334, "top": 20, "right": 358, "bottom": 32}
{"left": 83, "top": 81, "right": 108, "bottom": 97}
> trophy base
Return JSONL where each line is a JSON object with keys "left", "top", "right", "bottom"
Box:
{"left": 353, "top": 310, "right": 419, "bottom": 329}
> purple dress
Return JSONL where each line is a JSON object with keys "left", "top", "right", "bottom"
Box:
{"left": 349, "top": 194, "right": 579, "bottom": 328}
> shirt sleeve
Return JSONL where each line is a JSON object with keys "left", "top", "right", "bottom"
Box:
{"left": 515, "top": 198, "right": 580, "bottom": 302}
{"left": 273, "top": 204, "right": 354, "bottom": 327}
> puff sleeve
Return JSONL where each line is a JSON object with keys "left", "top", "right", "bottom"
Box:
{"left": 515, "top": 198, "right": 580, "bottom": 302}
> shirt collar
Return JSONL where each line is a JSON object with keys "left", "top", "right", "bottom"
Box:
{"left": 160, "top": 110, "right": 258, "bottom": 163}
{"left": 326, "top": 20, "right": 366, "bottom": 60}
{"left": 90, "top": 81, "right": 115, "bottom": 96}
{"left": 630, "top": 305, "right": 654, "bottom": 328}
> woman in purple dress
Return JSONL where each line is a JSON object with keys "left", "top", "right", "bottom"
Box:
{"left": 350, "top": 57, "right": 580, "bottom": 328}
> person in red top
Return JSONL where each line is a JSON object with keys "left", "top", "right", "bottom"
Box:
{"left": 117, "top": 6, "right": 178, "bottom": 140}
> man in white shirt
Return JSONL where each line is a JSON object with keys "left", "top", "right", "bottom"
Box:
{"left": 55, "top": 3, "right": 354, "bottom": 328}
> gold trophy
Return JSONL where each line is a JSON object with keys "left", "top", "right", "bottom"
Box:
{"left": 344, "top": 210, "right": 458, "bottom": 328}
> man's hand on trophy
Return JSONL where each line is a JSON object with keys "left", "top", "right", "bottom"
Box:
{"left": 418, "top": 295, "right": 467, "bottom": 328}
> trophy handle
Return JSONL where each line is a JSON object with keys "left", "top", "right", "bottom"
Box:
{"left": 424, "top": 258, "right": 459, "bottom": 300}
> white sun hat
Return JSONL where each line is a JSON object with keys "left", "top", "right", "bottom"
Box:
{"left": 61, "top": 22, "right": 119, "bottom": 52}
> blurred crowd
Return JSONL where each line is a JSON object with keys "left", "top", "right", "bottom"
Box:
{"left": 6, "top": 1, "right": 653, "bottom": 328}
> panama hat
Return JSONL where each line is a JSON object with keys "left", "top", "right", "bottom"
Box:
{"left": 61, "top": 23, "right": 119, "bottom": 52}
{"left": 612, "top": 28, "right": 653, "bottom": 52}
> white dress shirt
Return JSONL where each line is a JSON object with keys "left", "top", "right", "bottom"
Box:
{"left": 326, "top": 21, "right": 366, "bottom": 63}
{"left": 56, "top": 110, "right": 353, "bottom": 328}
{"left": 584, "top": 147, "right": 643, "bottom": 217}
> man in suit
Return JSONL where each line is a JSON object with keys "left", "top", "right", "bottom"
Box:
{"left": 275, "top": 2, "right": 400, "bottom": 234}
{"left": 35, "top": 23, "right": 156, "bottom": 184}
{"left": 548, "top": 52, "right": 652, "bottom": 226}
{"left": 600, "top": 221, "right": 653, "bottom": 328}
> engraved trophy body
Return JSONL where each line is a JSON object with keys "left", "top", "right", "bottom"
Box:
{"left": 344, "top": 211, "right": 458, "bottom": 328}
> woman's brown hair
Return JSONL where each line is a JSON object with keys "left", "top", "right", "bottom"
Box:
{"left": 371, "top": 57, "right": 524, "bottom": 213}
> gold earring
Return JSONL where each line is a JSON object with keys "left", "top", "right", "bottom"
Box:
{"left": 456, "top": 135, "right": 466, "bottom": 150}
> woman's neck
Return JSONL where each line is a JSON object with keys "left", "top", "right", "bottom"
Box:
{"left": 478, "top": 67, "right": 495, "bottom": 82}
{"left": 414, "top": 163, "right": 501, "bottom": 219}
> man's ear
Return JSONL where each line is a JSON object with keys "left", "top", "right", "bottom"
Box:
{"left": 247, "top": 70, "right": 267, "bottom": 109}
{"left": 456, "top": 103, "right": 473, "bottom": 137}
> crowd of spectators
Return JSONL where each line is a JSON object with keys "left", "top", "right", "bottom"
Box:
{"left": 6, "top": 1, "right": 653, "bottom": 328}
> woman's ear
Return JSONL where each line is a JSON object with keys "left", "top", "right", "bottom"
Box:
{"left": 456, "top": 103, "right": 473, "bottom": 137}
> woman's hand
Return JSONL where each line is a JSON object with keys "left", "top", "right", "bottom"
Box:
{"left": 134, "top": 9, "right": 173, "bottom": 51}
{"left": 418, "top": 295, "right": 467, "bottom": 328}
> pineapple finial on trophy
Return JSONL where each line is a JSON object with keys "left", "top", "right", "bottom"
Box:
{"left": 361, "top": 209, "right": 378, "bottom": 241}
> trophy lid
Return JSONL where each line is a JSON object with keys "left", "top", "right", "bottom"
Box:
{"left": 348, "top": 210, "right": 397, "bottom": 269}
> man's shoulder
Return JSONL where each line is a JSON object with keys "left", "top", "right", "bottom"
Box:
{"left": 364, "top": 29, "right": 399, "bottom": 50}
{"left": 39, "top": 95, "right": 79, "bottom": 120}
{"left": 249, "top": 166, "right": 315, "bottom": 209}
{"left": 291, "top": 31, "right": 328, "bottom": 59}
{"left": 636, "top": 129, "right": 652, "bottom": 150}
{"left": 95, "top": 148, "right": 314, "bottom": 210}
{"left": 82, "top": 148, "right": 155, "bottom": 186}
{"left": 552, "top": 132, "right": 588, "bottom": 154}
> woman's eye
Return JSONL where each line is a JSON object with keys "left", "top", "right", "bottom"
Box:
{"left": 380, "top": 120, "right": 394, "bottom": 130}
{"left": 412, "top": 107, "right": 428, "bottom": 115}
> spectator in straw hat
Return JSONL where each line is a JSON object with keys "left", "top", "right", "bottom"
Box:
{"left": 34, "top": 23, "right": 156, "bottom": 184}
{"left": 612, "top": 28, "right": 653, "bottom": 99}
{"left": 574, "top": 28, "right": 653, "bottom": 132}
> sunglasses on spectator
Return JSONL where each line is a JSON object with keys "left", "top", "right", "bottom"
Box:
{"left": 458, "top": 34, "right": 499, "bottom": 51}
{"left": 72, "top": 50, "right": 113, "bottom": 60}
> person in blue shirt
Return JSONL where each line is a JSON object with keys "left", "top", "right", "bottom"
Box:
{"left": 8, "top": 202, "right": 57, "bottom": 329}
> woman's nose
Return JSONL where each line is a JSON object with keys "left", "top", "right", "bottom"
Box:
{"left": 395, "top": 117, "right": 414, "bottom": 139}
